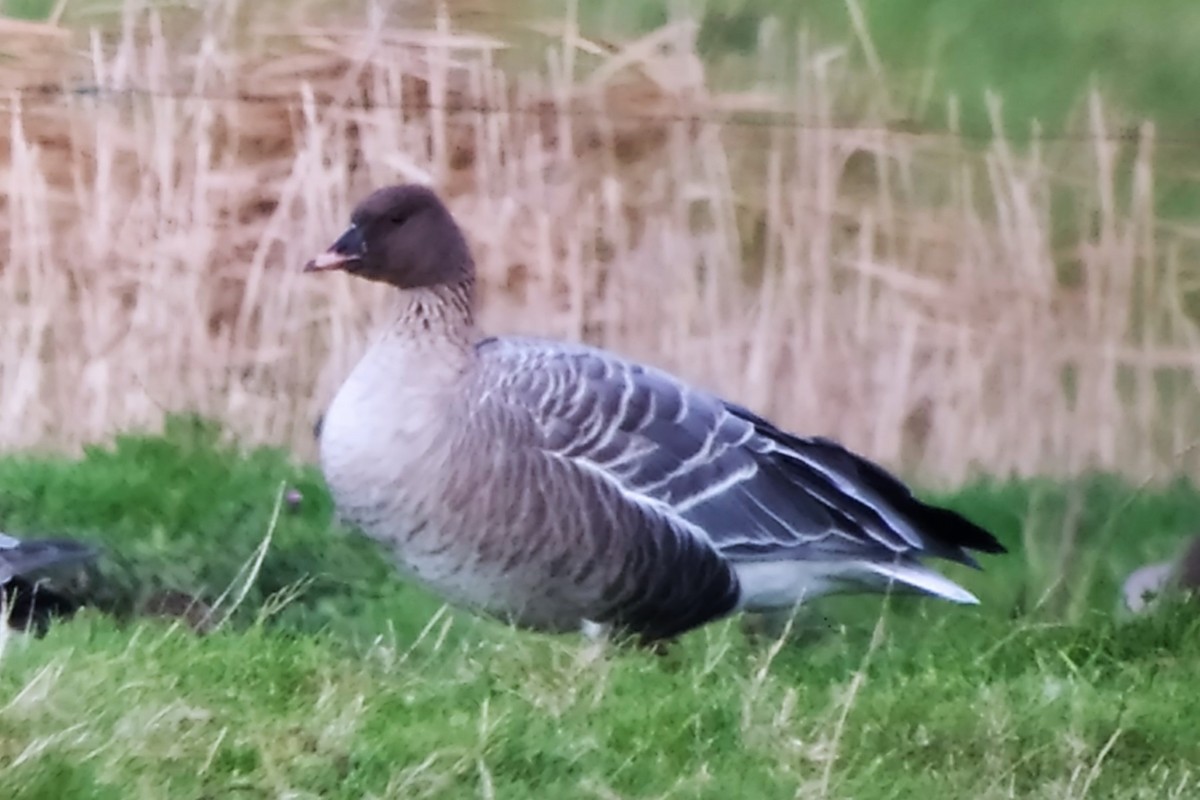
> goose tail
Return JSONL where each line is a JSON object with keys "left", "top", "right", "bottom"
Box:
{"left": 859, "top": 559, "right": 980, "bottom": 605}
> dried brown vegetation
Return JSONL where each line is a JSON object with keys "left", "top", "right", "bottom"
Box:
{"left": 2, "top": 2, "right": 1199, "bottom": 486}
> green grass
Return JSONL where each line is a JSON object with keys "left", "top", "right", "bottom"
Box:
{"left": 1, "top": 418, "right": 1200, "bottom": 797}
{"left": 554, "top": 0, "right": 1200, "bottom": 137}
{"left": 542, "top": 0, "right": 1200, "bottom": 221}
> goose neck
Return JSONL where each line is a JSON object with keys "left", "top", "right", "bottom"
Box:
{"left": 390, "top": 278, "right": 477, "bottom": 346}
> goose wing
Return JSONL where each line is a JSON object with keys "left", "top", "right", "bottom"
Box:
{"left": 0, "top": 532, "right": 98, "bottom": 584}
{"left": 478, "top": 338, "right": 1004, "bottom": 568}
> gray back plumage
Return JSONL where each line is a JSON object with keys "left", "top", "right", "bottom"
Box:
{"left": 0, "top": 533, "right": 98, "bottom": 585}
{"left": 475, "top": 337, "right": 1002, "bottom": 570}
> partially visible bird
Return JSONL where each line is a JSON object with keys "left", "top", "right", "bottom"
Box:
{"left": 1, "top": 532, "right": 99, "bottom": 636}
{"left": 1122, "top": 535, "right": 1200, "bottom": 615}
{"left": 305, "top": 184, "right": 1007, "bottom": 646}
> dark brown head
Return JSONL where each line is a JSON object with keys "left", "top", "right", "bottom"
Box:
{"left": 304, "top": 184, "right": 473, "bottom": 289}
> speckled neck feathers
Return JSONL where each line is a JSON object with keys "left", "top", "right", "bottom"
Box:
{"left": 387, "top": 277, "right": 477, "bottom": 344}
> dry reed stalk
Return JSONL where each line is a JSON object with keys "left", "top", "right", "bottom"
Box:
{"left": 1, "top": 1, "right": 1200, "bottom": 488}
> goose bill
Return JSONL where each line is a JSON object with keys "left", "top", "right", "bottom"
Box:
{"left": 305, "top": 224, "right": 366, "bottom": 272}
{"left": 304, "top": 250, "right": 359, "bottom": 272}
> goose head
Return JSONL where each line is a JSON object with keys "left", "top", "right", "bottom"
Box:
{"left": 304, "top": 184, "right": 472, "bottom": 289}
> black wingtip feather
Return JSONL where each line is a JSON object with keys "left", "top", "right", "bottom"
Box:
{"left": 723, "top": 403, "right": 1007, "bottom": 563}
{"left": 916, "top": 502, "right": 1007, "bottom": 554}
{"left": 838, "top": 451, "right": 1008, "bottom": 559}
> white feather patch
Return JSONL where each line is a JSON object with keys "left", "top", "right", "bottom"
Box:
{"left": 734, "top": 557, "right": 980, "bottom": 610}
{"left": 860, "top": 561, "right": 980, "bottom": 604}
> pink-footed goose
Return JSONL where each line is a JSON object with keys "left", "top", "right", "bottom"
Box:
{"left": 305, "top": 184, "right": 1007, "bottom": 644}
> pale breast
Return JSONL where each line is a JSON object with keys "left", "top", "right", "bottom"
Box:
{"left": 319, "top": 334, "right": 453, "bottom": 540}
{"left": 317, "top": 333, "right": 532, "bottom": 615}
{"left": 317, "top": 328, "right": 637, "bottom": 631}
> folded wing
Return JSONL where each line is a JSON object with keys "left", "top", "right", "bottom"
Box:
{"left": 1, "top": 532, "right": 98, "bottom": 584}
{"left": 481, "top": 338, "right": 1004, "bottom": 572}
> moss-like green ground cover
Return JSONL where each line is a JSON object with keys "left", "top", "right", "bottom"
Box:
{"left": 0, "top": 419, "right": 1197, "bottom": 798}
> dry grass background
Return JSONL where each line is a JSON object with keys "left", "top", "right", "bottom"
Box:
{"left": 2, "top": 0, "right": 1200, "bottom": 487}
